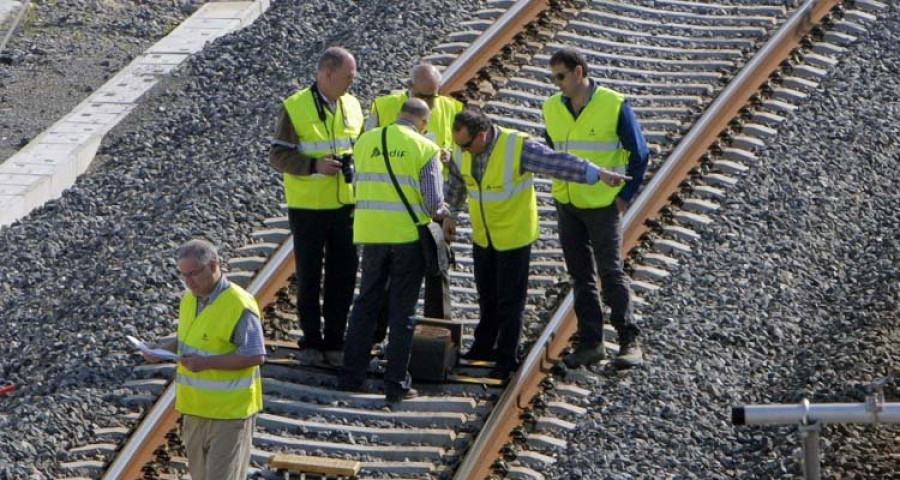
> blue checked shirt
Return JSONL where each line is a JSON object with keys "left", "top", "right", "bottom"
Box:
{"left": 446, "top": 126, "right": 601, "bottom": 216}
{"left": 196, "top": 277, "right": 267, "bottom": 357}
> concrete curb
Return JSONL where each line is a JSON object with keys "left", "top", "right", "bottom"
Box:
{"left": 0, "top": 0, "right": 271, "bottom": 227}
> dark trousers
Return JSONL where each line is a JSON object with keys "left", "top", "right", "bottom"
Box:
{"left": 470, "top": 242, "right": 532, "bottom": 372}
{"left": 288, "top": 206, "right": 358, "bottom": 352}
{"left": 556, "top": 201, "right": 637, "bottom": 347}
{"left": 372, "top": 238, "right": 451, "bottom": 344}
{"left": 339, "top": 242, "right": 424, "bottom": 394}
{"left": 374, "top": 271, "right": 451, "bottom": 341}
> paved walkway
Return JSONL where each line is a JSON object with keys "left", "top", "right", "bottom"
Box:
{"left": 0, "top": 1, "right": 270, "bottom": 227}
{"left": 0, "top": 1, "right": 23, "bottom": 32}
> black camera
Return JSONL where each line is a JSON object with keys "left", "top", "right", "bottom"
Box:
{"left": 336, "top": 153, "right": 354, "bottom": 183}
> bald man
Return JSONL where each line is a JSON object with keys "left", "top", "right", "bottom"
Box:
{"left": 269, "top": 47, "right": 364, "bottom": 367}
{"left": 366, "top": 63, "right": 464, "bottom": 155}
{"left": 340, "top": 98, "right": 446, "bottom": 403}
{"left": 365, "top": 63, "right": 463, "bottom": 324}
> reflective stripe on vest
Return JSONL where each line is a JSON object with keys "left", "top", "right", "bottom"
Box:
{"left": 352, "top": 124, "right": 439, "bottom": 244}
{"left": 457, "top": 127, "right": 539, "bottom": 251}
{"left": 175, "top": 284, "right": 262, "bottom": 420}
{"left": 176, "top": 369, "right": 261, "bottom": 391}
{"left": 355, "top": 200, "right": 429, "bottom": 218}
{"left": 282, "top": 87, "right": 364, "bottom": 209}
{"left": 542, "top": 86, "right": 629, "bottom": 208}
{"left": 295, "top": 138, "right": 355, "bottom": 153}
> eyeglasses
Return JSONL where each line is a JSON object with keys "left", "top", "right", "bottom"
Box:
{"left": 179, "top": 265, "right": 208, "bottom": 279}
{"left": 550, "top": 70, "right": 572, "bottom": 82}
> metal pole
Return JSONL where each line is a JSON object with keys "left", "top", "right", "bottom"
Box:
{"left": 732, "top": 401, "right": 900, "bottom": 425}
{"left": 734, "top": 382, "right": 899, "bottom": 479}
{"left": 799, "top": 421, "right": 822, "bottom": 480}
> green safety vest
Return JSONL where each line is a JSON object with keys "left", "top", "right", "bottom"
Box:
{"left": 454, "top": 127, "right": 538, "bottom": 251}
{"left": 282, "top": 87, "right": 364, "bottom": 209}
{"left": 372, "top": 92, "right": 464, "bottom": 150}
{"left": 353, "top": 124, "right": 439, "bottom": 244}
{"left": 175, "top": 283, "right": 263, "bottom": 420}
{"left": 542, "top": 86, "right": 629, "bottom": 208}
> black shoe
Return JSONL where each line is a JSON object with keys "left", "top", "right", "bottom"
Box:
{"left": 613, "top": 338, "right": 643, "bottom": 369}
{"left": 385, "top": 387, "right": 418, "bottom": 404}
{"left": 563, "top": 343, "right": 606, "bottom": 369}
{"left": 461, "top": 349, "right": 494, "bottom": 362}
{"left": 487, "top": 367, "right": 515, "bottom": 383}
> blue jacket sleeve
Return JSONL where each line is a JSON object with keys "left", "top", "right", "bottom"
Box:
{"left": 616, "top": 100, "right": 650, "bottom": 203}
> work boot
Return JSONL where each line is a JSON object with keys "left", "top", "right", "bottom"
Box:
{"left": 613, "top": 330, "right": 643, "bottom": 369}
{"left": 563, "top": 343, "right": 606, "bottom": 369}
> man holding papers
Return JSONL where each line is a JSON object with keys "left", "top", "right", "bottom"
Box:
{"left": 141, "top": 239, "right": 265, "bottom": 480}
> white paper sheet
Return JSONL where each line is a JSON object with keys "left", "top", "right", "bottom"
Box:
{"left": 127, "top": 335, "right": 178, "bottom": 361}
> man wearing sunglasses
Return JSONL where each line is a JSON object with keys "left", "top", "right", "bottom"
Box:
{"left": 366, "top": 63, "right": 464, "bottom": 156}
{"left": 443, "top": 109, "right": 626, "bottom": 381}
{"left": 542, "top": 48, "right": 650, "bottom": 370}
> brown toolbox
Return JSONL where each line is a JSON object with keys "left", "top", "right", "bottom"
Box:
{"left": 409, "top": 318, "right": 461, "bottom": 382}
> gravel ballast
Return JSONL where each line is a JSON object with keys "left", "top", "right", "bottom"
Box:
{"left": 0, "top": 0, "right": 194, "bottom": 162}
{"left": 0, "top": 1, "right": 481, "bottom": 477}
{"left": 1, "top": 1, "right": 897, "bottom": 479}
{"left": 545, "top": 4, "right": 900, "bottom": 480}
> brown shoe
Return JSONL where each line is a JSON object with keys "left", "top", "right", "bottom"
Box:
{"left": 613, "top": 339, "right": 643, "bottom": 369}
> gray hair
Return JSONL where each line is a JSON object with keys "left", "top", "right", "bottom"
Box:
{"left": 177, "top": 239, "right": 219, "bottom": 266}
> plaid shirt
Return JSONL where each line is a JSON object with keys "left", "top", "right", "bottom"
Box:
{"left": 446, "top": 126, "right": 596, "bottom": 215}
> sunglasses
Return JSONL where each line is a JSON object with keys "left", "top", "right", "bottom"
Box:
{"left": 550, "top": 70, "right": 572, "bottom": 82}
{"left": 458, "top": 136, "right": 476, "bottom": 149}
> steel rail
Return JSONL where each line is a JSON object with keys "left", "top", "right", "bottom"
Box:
{"left": 622, "top": 0, "right": 840, "bottom": 252}
{"left": 453, "top": 0, "right": 840, "bottom": 478}
{"left": 101, "top": 0, "right": 555, "bottom": 473}
{"left": 439, "top": 0, "right": 550, "bottom": 95}
{"left": 101, "top": 239, "right": 296, "bottom": 480}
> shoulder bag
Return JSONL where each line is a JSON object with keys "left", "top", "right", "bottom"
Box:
{"left": 380, "top": 127, "right": 448, "bottom": 275}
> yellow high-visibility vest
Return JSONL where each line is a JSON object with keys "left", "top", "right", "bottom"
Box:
{"left": 454, "top": 127, "right": 538, "bottom": 251}
{"left": 175, "top": 283, "right": 262, "bottom": 420}
{"left": 353, "top": 124, "right": 439, "bottom": 244}
{"left": 542, "top": 86, "right": 629, "bottom": 208}
{"left": 372, "top": 92, "right": 464, "bottom": 150}
{"left": 282, "top": 87, "right": 364, "bottom": 209}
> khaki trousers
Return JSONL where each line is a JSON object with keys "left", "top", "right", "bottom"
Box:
{"left": 182, "top": 414, "right": 255, "bottom": 480}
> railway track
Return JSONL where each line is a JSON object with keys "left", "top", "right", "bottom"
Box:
{"left": 56, "top": 0, "right": 887, "bottom": 478}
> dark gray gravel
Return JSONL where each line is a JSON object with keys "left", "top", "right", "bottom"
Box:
{"left": 545, "top": 4, "right": 900, "bottom": 480}
{"left": 0, "top": 0, "right": 195, "bottom": 162}
{"left": 0, "top": 1, "right": 482, "bottom": 477}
